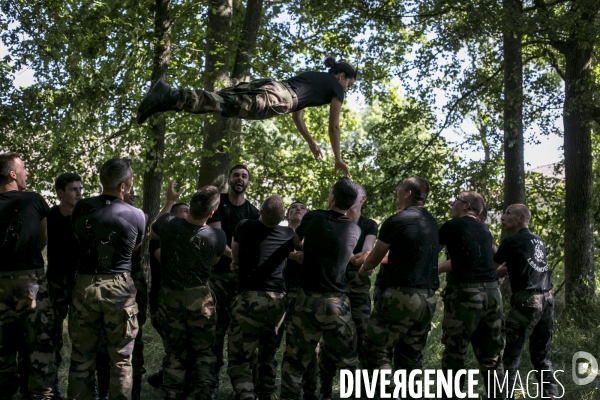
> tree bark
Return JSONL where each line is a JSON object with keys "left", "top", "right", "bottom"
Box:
{"left": 142, "top": 0, "right": 171, "bottom": 225}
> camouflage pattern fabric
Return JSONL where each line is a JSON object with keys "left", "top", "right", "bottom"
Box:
{"left": 131, "top": 263, "right": 148, "bottom": 380}
{"left": 227, "top": 291, "right": 286, "bottom": 400}
{"left": 68, "top": 273, "right": 139, "bottom": 400}
{"left": 0, "top": 269, "right": 56, "bottom": 400}
{"left": 503, "top": 291, "right": 557, "bottom": 399}
{"left": 209, "top": 271, "right": 239, "bottom": 376}
{"left": 364, "top": 287, "right": 436, "bottom": 375}
{"left": 157, "top": 284, "right": 217, "bottom": 399}
{"left": 320, "top": 269, "right": 371, "bottom": 388}
{"left": 441, "top": 282, "right": 505, "bottom": 399}
{"left": 180, "top": 78, "right": 297, "bottom": 120}
{"left": 280, "top": 291, "right": 358, "bottom": 400}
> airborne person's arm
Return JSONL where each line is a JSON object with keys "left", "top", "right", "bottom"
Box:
{"left": 292, "top": 110, "right": 324, "bottom": 161}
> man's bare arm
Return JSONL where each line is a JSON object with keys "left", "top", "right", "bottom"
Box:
{"left": 359, "top": 240, "right": 391, "bottom": 276}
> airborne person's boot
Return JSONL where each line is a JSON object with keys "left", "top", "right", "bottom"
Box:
{"left": 137, "top": 80, "right": 184, "bottom": 124}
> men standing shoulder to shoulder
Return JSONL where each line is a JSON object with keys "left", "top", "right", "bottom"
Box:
{"left": 280, "top": 177, "right": 361, "bottom": 400}
{"left": 438, "top": 191, "right": 504, "bottom": 399}
{"left": 0, "top": 152, "right": 55, "bottom": 400}
{"left": 151, "top": 186, "right": 226, "bottom": 400}
{"left": 69, "top": 157, "right": 145, "bottom": 400}
{"left": 227, "top": 195, "right": 295, "bottom": 400}
{"left": 207, "top": 164, "right": 259, "bottom": 395}
{"left": 359, "top": 177, "right": 438, "bottom": 394}
{"left": 46, "top": 172, "right": 82, "bottom": 399}
{"left": 495, "top": 204, "right": 558, "bottom": 399}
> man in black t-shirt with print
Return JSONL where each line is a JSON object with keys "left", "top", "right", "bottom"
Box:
{"left": 494, "top": 204, "right": 558, "bottom": 399}
{"left": 280, "top": 178, "right": 361, "bottom": 400}
{"left": 151, "top": 185, "right": 226, "bottom": 400}
{"left": 227, "top": 195, "right": 295, "bottom": 400}
{"left": 207, "top": 164, "right": 259, "bottom": 394}
{"left": 438, "top": 191, "right": 505, "bottom": 399}
{"left": 0, "top": 152, "right": 55, "bottom": 399}
{"left": 359, "top": 177, "right": 438, "bottom": 395}
{"left": 68, "top": 157, "right": 146, "bottom": 400}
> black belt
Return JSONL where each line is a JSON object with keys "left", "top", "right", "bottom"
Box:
{"left": 454, "top": 281, "right": 499, "bottom": 289}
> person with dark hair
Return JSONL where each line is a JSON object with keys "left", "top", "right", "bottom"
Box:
{"left": 319, "top": 182, "right": 377, "bottom": 400}
{"left": 137, "top": 58, "right": 357, "bottom": 177}
{"left": 437, "top": 190, "right": 505, "bottom": 399}
{"left": 0, "top": 152, "right": 56, "bottom": 399}
{"left": 68, "top": 157, "right": 146, "bottom": 400}
{"left": 359, "top": 177, "right": 439, "bottom": 397}
{"left": 206, "top": 165, "right": 259, "bottom": 397}
{"left": 280, "top": 178, "right": 360, "bottom": 400}
{"left": 495, "top": 204, "right": 558, "bottom": 399}
{"left": 46, "top": 172, "right": 83, "bottom": 399}
{"left": 151, "top": 186, "right": 226, "bottom": 400}
{"left": 227, "top": 195, "right": 295, "bottom": 400}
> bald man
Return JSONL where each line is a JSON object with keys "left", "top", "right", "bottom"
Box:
{"left": 494, "top": 204, "right": 558, "bottom": 399}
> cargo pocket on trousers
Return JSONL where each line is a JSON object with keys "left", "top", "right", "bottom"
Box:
{"left": 124, "top": 304, "right": 139, "bottom": 339}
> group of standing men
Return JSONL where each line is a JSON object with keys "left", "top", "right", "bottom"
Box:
{"left": 0, "top": 151, "right": 559, "bottom": 400}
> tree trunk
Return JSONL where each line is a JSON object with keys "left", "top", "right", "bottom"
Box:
{"left": 142, "top": 0, "right": 171, "bottom": 225}
{"left": 502, "top": 0, "right": 525, "bottom": 210}
{"left": 197, "top": 0, "right": 264, "bottom": 190}
{"left": 562, "top": 42, "right": 595, "bottom": 305}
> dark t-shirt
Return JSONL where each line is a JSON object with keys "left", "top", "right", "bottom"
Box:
{"left": 284, "top": 243, "right": 303, "bottom": 289}
{"left": 374, "top": 263, "right": 386, "bottom": 288}
{"left": 47, "top": 205, "right": 79, "bottom": 284}
{"left": 207, "top": 193, "right": 259, "bottom": 274}
{"left": 378, "top": 207, "right": 439, "bottom": 290}
{"left": 72, "top": 195, "right": 145, "bottom": 275}
{"left": 148, "top": 237, "right": 161, "bottom": 308}
{"left": 494, "top": 228, "right": 553, "bottom": 293}
{"left": 296, "top": 209, "right": 361, "bottom": 293}
{"left": 233, "top": 219, "right": 294, "bottom": 292}
{"left": 347, "top": 216, "right": 378, "bottom": 271}
{"left": 153, "top": 214, "right": 226, "bottom": 289}
{"left": 0, "top": 191, "right": 49, "bottom": 271}
{"left": 439, "top": 216, "right": 497, "bottom": 284}
{"left": 285, "top": 72, "right": 345, "bottom": 111}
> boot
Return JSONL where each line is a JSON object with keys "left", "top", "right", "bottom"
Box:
{"left": 96, "top": 368, "right": 110, "bottom": 400}
{"left": 132, "top": 375, "right": 142, "bottom": 400}
{"left": 148, "top": 368, "right": 164, "bottom": 389}
{"left": 137, "top": 80, "right": 183, "bottom": 124}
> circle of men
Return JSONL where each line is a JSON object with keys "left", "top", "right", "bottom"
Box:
{"left": 0, "top": 153, "right": 558, "bottom": 400}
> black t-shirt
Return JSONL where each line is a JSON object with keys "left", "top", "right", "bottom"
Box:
{"left": 494, "top": 228, "right": 553, "bottom": 293}
{"left": 285, "top": 72, "right": 345, "bottom": 111}
{"left": 233, "top": 219, "right": 294, "bottom": 292}
{"left": 347, "top": 216, "right": 378, "bottom": 271}
{"left": 46, "top": 205, "right": 79, "bottom": 283}
{"left": 148, "top": 237, "right": 161, "bottom": 308}
{"left": 285, "top": 243, "right": 303, "bottom": 289}
{"left": 296, "top": 209, "right": 361, "bottom": 293}
{"left": 207, "top": 193, "right": 259, "bottom": 273}
{"left": 374, "top": 263, "right": 386, "bottom": 288}
{"left": 378, "top": 207, "right": 440, "bottom": 290}
{"left": 72, "top": 195, "right": 145, "bottom": 274}
{"left": 153, "top": 214, "right": 226, "bottom": 289}
{"left": 439, "top": 216, "right": 497, "bottom": 284}
{"left": 0, "top": 191, "right": 49, "bottom": 271}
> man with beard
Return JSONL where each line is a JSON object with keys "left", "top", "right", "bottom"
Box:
{"left": 207, "top": 165, "right": 259, "bottom": 397}
{"left": 46, "top": 172, "right": 83, "bottom": 399}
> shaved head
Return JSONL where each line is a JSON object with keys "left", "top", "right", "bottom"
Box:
{"left": 508, "top": 204, "right": 531, "bottom": 222}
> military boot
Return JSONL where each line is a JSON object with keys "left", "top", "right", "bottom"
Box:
{"left": 137, "top": 80, "right": 184, "bottom": 124}
{"left": 132, "top": 374, "right": 142, "bottom": 400}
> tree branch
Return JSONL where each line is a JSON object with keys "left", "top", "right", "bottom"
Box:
{"left": 543, "top": 48, "right": 566, "bottom": 80}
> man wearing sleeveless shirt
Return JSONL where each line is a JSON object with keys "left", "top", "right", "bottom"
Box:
{"left": 280, "top": 178, "right": 361, "bottom": 400}
{"left": 319, "top": 182, "right": 377, "bottom": 399}
{"left": 359, "top": 177, "right": 438, "bottom": 391}
{"left": 151, "top": 186, "right": 226, "bottom": 400}
{"left": 438, "top": 191, "right": 505, "bottom": 399}
{"left": 227, "top": 195, "right": 295, "bottom": 400}
{"left": 207, "top": 165, "right": 259, "bottom": 396}
{"left": 68, "top": 158, "right": 145, "bottom": 400}
{"left": 494, "top": 204, "right": 558, "bottom": 399}
{"left": 0, "top": 153, "right": 56, "bottom": 400}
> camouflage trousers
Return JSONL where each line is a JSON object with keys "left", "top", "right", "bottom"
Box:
{"left": 441, "top": 282, "right": 505, "bottom": 399}
{"left": 181, "top": 78, "right": 297, "bottom": 120}
{"left": 0, "top": 269, "right": 56, "bottom": 400}
{"left": 209, "top": 271, "right": 239, "bottom": 377}
{"left": 503, "top": 291, "right": 558, "bottom": 399}
{"left": 227, "top": 291, "right": 287, "bottom": 400}
{"left": 68, "top": 273, "right": 139, "bottom": 400}
{"left": 281, "top": 291, "right": 358, "bottom": 400}
{"left": 158, "top": 284, "right": 217, "bottom": 398}
{"left": 320, "top": 269, "right": 371, "bottom": 391}
{"left": 279, "top": 287, "right": 318, "bottom": 399}
{"left": 48, "top": 271, "right": 74, "bottom": 379}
